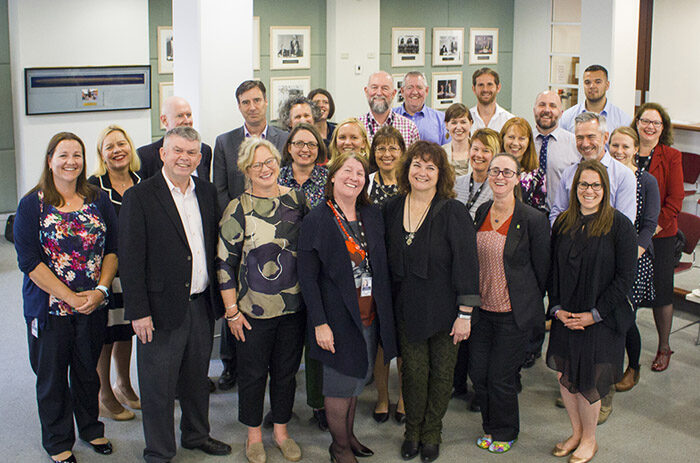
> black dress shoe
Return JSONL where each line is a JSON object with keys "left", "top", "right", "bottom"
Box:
{"left": 373, "top": 410, "right": 389, "bottom": 423}
{"left": 217, "top": 370, "right": 236, "bottom": 391}
{"left": 263, "top": 411, "right": 274, "bottom": 429}
{"left": 352, "top": 442, "right": 374, "bottom": 457}
{"left": 420, "top": 443, "right": 439, "bottom": 462}
{"left": 394, "top": 409, "right": 406, "bottom": 424}
{"left": 312, "top": 408, "right": 329, "bottom": 431}
{"left": 50, "top": 455, "right": 77, "bottom": 463}
{"left": 208, "top": 378, "right": 216, "bottom": 393}
{"left": 522, "top": 352, "right": 540, "bottom": 369}
{"left": 89, "top": 440, "right": 113, "bottom": 455}
{"left": 401, "top": 439, "right": 420, "bottom": 460}
{"left": 182, "top": 437, "right": 232, "bottom": 456}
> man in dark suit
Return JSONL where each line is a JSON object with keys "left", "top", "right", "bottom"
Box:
{"left": 212, "top": 80, "right": 288, "bottom": 390}
{"left": 137, "top": 96, "right": 213, "bottom": 180}
{"left": 120, "top": 126, "right": 230, "bottom": 462}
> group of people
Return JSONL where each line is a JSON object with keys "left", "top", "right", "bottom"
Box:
{"left": 13, "top": 64, "right": 684, "bottom": 463}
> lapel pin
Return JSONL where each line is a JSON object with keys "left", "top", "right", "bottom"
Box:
{"left": 516, "top": 224, "right": 520, "bottom": 229}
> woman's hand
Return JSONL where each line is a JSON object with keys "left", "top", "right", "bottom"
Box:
{"left": 450, "top": 318, "right": 471, "bottom": 344}
{"left": 227, "top": 312, "right": 252, "bottom": 342}
{"left": 315, "top": 324, "right": 335, "bottom": 353}
{"left": 73, "top": 289, "right": 104, "bottom": 315}
{"left": 638, "top": 246, "right": 645, "bottom": 259}
{"left": 654, "top": 224, "right": 663, "bottom": 236}
{"left": 559, "top": 310, "right": 595, "bottom": 330}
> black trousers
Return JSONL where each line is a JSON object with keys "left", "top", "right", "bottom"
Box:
{"left": 453, "top": 340, "right": 470, "bottom": 393}
{"left": 527, "top": 319, "right": 546, "bottom": 356}
{"left": 28, "top": 310, "right": 107, "bottom": 456}
{"left": 469, "top": 310, "right": 527, "bottom": 442}
{"left": 219, "top": 319, "right": 237, "bottom": 372}
{"left": 137, "top": 296, "right": 214, "bottom": 463}
{"left": 236, "top": 311, "right": 305, "bottom": 427}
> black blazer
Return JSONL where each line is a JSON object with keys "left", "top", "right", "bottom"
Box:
{"left": 136, "top": 137, "right": 213, "bottom": 181}
{"left": 298, "top": 202, "right": 398, "bottom": 379}
{"left": 119, "top": 171, "right": 224, "bottom": 330}
{"left": 474, "top": 200, "right": 551, "bottom": 331}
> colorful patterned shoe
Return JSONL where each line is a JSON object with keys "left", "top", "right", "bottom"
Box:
{"left": 488, "top": 439, "right": 516, "bottom": 453}
{"left": 476, "top": 435, "right": 493, "bottom": 449}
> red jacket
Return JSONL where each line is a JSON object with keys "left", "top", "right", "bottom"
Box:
{"left": 648, "top": 143, "right": 684, "bottom": 238}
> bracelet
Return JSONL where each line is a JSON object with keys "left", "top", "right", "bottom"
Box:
{"left": 457, "top": 312, "right": 472, "bottom": 320}
{"left": 224, "top": 311, "right": 240, "bottom": 321}
{"left": 552, "top": 309, "right": 560, "bottom": 320}
{"left": 225, "top": 303, "right": 238, "bottom": 310}
{"left": 95, "top": 285, "right": 109, "bottom": 299}
{"left": 231, "top": 313, "right": 242, "bottom": 321}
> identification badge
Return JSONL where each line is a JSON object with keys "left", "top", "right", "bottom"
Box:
{"left": 360, "top": 275, "right": 372, "bottom": 297}
{"left": 31, "top": 318, "right": 39, "bottom": 338}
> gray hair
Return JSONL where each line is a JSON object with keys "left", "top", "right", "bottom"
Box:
{"left": 279, "top": 95, "right": 321, "bottom": 128}
{"left": 237, "top": 137, "right": 282, "bottom": 174}
{"left": 164, "top": 126, "right": 201, "bottom": 147}
{"left": 403, "top": 71, "right": 428, "bottom": 87}
{"left": 574, "top": 112, "right": 607, "bottom": 135}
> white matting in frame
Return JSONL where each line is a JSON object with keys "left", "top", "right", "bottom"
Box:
{"left": 253, "top": 17, "right": 260, "bottom": 71}
{"left": 158, "top": 27, "right": 174, "bottom": 74}
{"left": 431, "top": 71, "right": 462, "bottom": 110}
{"left": 270, "top": 76, "right": 311, "bottom": 122}
{"left": 392, "top": 27, "right": 425, "bottom": 67}
{"left": 159, "top": 82, "right": 174, "bottom": 129}
{"left": 469, "top": 28, "right": 498, "bottom": 65}
{"left": 392, "top": 74, "right": 406, "bottom": 105}
{"left": 270, "top": 26, "right": 310, "bottom": 70}
{"left": 432, "top": 27, "right": 464, "bottom": 66}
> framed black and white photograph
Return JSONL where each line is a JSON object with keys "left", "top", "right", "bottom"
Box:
{"left": 270, "top": 76, "right": 311, "bottom": 121}
{"left": 392, "top": 74, "right": 405, "bottom": 105}
{"left": 431, "top": 71, "right": 462, "bottom": 110}
{"left": 253, "top": 17, "right": 260, "bottom": 71}
{"left": 158, "top": 26, "right": 173, "bottom": 74}
{"left": 159, "top": 82, "right": 174, "bottom": 129}
{"left": 469, "top": 28, "right": 499, "bottom": 65}
{"left": 392, "top": 27, "right": 425, "bottom": 67}
{"left": 432, "top": 27, "right": 464, "bottom": 66}
{"left": 270, "top": 26, "right": 310, "bottom": 70}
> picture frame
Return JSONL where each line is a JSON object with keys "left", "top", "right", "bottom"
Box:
{"left": 432, "top": 27, "right": 464, "bottom": 66}
{"left": 469, "top": 28, "right": 499, "bottom": 65}
{"left": 392, "top": 74, "right": 406, "bottom": 105}
{"left": 253, "top": 17, "right": 260, "bottom": 71}
{"left": 270, "top": 76, "right": 311, "bottom": 122}
{"left": 431, "top": 71, "right": 462, "bottom": 110}
{"left": 270, "top": 26, "right": 310, "bottom": 70}
{"left": 159, "top": 82, "right": 174, "bottom": 129}
{"left": 391, "top": 27, "right": 425, "bottom": 67}
{"left": 157, "top": 26, "right": 174, "bottom": 74}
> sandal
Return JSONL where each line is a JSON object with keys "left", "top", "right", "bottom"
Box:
{"left": 476, "top": 435, "right": 493, "bottom": 449}
{"left": 488, "top": 439, "right": 516, "bottom": 453}
{"left": 651, "top": 349, "right": 674, "bottom": 372}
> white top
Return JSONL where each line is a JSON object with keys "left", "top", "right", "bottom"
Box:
{"left": 533, "top": 126, "right": 581, "bottom": 207}
{"left": 454, "top": 173, "right": 493, "bottom": 219}
{"left": 442, "top": 143, "right": 472, "bottom": 177}
{"left": 162, "top": 169, "right": 209, "bottom": 295}
{"left": 469, "top": 103, "right": 515, "bottom": 134}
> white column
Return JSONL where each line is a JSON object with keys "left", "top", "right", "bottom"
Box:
{"left": 326, "top": 0, "right": 381, "bottom": 121}
{"left": 172, "top": 0, "right": 253, "bottom": 146}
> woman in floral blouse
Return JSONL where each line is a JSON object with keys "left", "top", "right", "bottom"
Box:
{"left": 500, "top": 117, "right": 547, "bottom": 213}
{"left": 278, "top": 123, "right": 328, "bottom": 208}
{"left": 14, "top": 132, "right": 119, "bottom": 463}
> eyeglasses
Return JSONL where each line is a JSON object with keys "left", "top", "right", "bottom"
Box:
{"left": 376, "top": 146, "right": 401, "bottom": 154}
{"left": 248, "top": 158, "right": 278, "bottom": 171}
{"left": 487, "top": 167, "right": 517, "bottom": 178}
{"left": 577, "top": 181, "right": 602, "bottom": 191}
{"left": 291, "top": 140, "right": 319, "bottom": 150}
{"left": 638, "top": 118, "right": 663, "bottom": 128}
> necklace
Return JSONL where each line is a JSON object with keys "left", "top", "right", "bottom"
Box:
{"left": 406, "top": 193, "right": 431, "bottom": 245}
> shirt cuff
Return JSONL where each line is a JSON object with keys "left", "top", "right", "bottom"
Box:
{"left": 548, "top": 304, "right": 561, "bottom": 317}
{"left": 591, "top": 308, "right": 603, "bottom": 323}
{"left": 457, "top": 294, "right": 480, "bottom": 308}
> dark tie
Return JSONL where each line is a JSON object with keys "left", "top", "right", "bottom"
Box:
{"left": 539, "top": 134, "right": 551, "bottom": 174}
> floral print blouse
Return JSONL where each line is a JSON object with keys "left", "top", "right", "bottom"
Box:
{"left": 278, "top": 164, "right": 328, "bottom": 208}
{"left": 520, "top": 168, "right": 548, "bottom": 213}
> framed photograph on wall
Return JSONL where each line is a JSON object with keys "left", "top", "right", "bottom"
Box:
{"left": 253, "top": 17, "right": 260, "bottom": 71}
{"left": 270, "top": 76, "right": 311, "bottom": 121}
{"left": 159, "top": 82, "right": 174, "bottom": 129}
{"left": 270, "top": 26, "right": 310, "bottom": 70}
{"left": 158, "top": 27, "right": 174, "bottom": 74}
{"left": 392, "top": 27, "right": 425, "bottom": 67}
{"left": 469, "top": 28, "right": 498, "bottom": 65}
{"left": 392, "top": 74, "right": 406, "bottom": 105}
{"left": 431, "top": 71, "right": 462, "bottom": 110}
{"left": 432, "top": 28, "right": 464, "bottom": 66}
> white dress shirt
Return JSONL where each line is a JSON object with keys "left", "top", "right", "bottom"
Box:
{"left": 534, "top": 126, "right": 581, "bottom": 207}
{"left": 162, "top": 169, "right": 209, "bottom": 295}
{"left": 469, "top": 103, "right": 515, "bottom": 134}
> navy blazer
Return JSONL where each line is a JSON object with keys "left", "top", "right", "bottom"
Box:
{"left": 119, "top": 171, "right": 224, "bottom": 330}
{"left": 298, "top": 202, "right": 398, "bottom": 379}
{"left": 636, "top": 171, "right": 660, "bottom": 253}
{"left": 136, "top": 137, "right": 212, "bottom": 181}
{"left": 474, "top": 200, "right": 551, "bottom": 331}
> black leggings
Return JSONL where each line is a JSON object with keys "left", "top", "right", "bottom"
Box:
{"left": 625, "top": 323, "right": 641, "bottom": 370}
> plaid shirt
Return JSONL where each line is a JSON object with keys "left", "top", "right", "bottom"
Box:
{"left": 358, "top": 111, "right": 420, "bottom": 146}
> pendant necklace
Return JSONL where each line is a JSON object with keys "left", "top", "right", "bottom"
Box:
{"left": 406, "top": 193, "right": 430, "bottom": 246}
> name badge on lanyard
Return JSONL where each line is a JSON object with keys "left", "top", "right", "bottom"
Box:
{"left": 360, "top": 275, "right": 373, "bottom": 297}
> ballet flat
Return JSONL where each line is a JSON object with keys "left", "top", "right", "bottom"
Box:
{"left": 568, "top": 444, "right": 597, "bottom": 463}
{"left": 99, "top": 402, "right": 135, "bottom": 421}
{"left": 113, "top": 384, "right": 141, "bottom": 410}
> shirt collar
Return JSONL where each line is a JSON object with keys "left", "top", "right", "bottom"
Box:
{"left": 599, "top": 151, "right": 612, "bottom": 167}
{"left": 162, "top": 167, "right": 195, "bottom": 195}
{"left": 398, "top": 103, "right": 425, "bottom": 118}
{"left": 367, "top": 110, "right": 395, "bottom": 127}
{"left": 244, "top": 123, "right": 269, "bottom": 139}
{"left": 536, "top": 125, "right": 562, "bottom": 140}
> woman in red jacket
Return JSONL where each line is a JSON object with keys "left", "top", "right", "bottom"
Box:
{"left": 631, "top": 103, "right": 684, "bottom": 372}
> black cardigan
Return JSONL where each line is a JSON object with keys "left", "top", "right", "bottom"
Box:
{"left": 298, "top": 202, "right": 398, "bottom": 379}
{"left": 473, "top": 200, "right": 551, "bottom": 331}
{"left": 384, "top": 195, "right": 480, "bottom": 343}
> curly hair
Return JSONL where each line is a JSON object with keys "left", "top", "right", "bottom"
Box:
{"left": 279, "top": 95, "right": 321, "bottom": 129}
{"left": 396, "top": 141, "right": 455, "bottom": 199}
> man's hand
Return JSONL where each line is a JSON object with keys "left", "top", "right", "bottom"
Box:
{"left": 132, "top": 316, "right": 155, "bottom": 344}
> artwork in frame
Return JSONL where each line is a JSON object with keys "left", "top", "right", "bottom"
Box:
{"left": 158, "top": 26, "right": 174, "bottom": 74}
{"left": 469, "top": 28, "right": 499, "bottom": 65}
{"left": 270, "top": 76, "right": 311, "bottom": 122}
{"left": 270, "top": 26, "right": 311, "bottom": 70}
{"left": 392, "top": 27, "right": 425, "bottom": 67}
{"left": 159, "top": 82, "right": 174, "bottom": 130}
{"left": 392, "top": 74, "right": 406, "bottom": 105}
{"left": 431, "top": 71, "right": 462, "bottom": 110}
{"left": 432, "top": 27, "right": 464, "bottom": 66}
{"left": 253, "top": 17, "right": 260, "bottom": 71}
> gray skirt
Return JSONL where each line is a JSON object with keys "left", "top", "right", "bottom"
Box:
{"left": 322, "top": 322, "right": 378, "bottom": 398}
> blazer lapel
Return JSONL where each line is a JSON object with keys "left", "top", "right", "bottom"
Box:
{"left": 153, "top": 172, "right": 189, "bottom": 246}
{"left": 648, "top": 143, "right": 664, "bottom": 176}
{"left": 504, "top": 201, "right": 525, "bottom": 259}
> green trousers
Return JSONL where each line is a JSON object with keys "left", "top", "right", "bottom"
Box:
{"left": 399, "top": 325, "right": 459, "bottom": 444}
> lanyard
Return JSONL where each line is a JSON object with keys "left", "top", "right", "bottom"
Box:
{"left": 467, "top": 175, "right": 485, "bottom": 210}
{"left": 327, "top": 200, "right": 369, "bottom": 258}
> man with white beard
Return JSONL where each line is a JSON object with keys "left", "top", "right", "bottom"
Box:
{"left": 358, "top": 71, "right": 419, "bottom": 146}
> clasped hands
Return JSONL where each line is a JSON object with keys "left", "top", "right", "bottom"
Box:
{"left": 556, "top": 310, "right": 595, "bottom": 330}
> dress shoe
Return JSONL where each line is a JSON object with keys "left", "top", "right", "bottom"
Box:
{"left": 555, "top": 397, "right": 565, "bottom": 408}
{"left": 217, "top": 369, "right": 236, "bottom": 390}
{"left": 615, "top": 366, "right": 640, "bottom": 392}
{"left": 113, "top": 384, "right": 141, "bottom": 410}
{"left": 420, "top": 443, "right": 439, "bottom": 462}
{"left": 552, "top": 442, "right": 576, "bottom": 457}
{"left": 373, "top": 410, "right": 389, "bottom": 423}
{"left": 312, "top": 408, "right": 329, "bottom": 431}
{"left": 182, "top": 437, "right": 232, "bottom": 456}
{"left": 468, "top": 396, "right": 481, "bottom": 412}
{"left": 394, "top": 409, "right": 406, "bottom": 424}
{"left": 351, "top": 442, "right": 374, "bottom": 457}
{"left": 89, "top": 439, "right": 113, "bottom": 455}
{"left": 263, "top": 411, "right": 274, "bottom": 429}
{"left": 276, "top": 438, "right": 301, "bottom": 462}
{"left": 208, "top": 378, "right": 216, "bottom": 393}
{"left": 50, "top": 453, "right": 77, "bottom": 462}
{"left": 451, "top": 387, "right": 470, "bottom": 401}
{"left": 568, "top": 444, "right": 598, "bottom": 463}
{"left": 651, "top": 349, "right": 673, "bottom": 372}
{"left": 99, "top": 402, "right": 135, "bottom": 421}
{"left": 522, "top": 351, "right": 540, "bottom": 369}
{"left": 246, "top": 440, "right": 266, "bottom": 463}
{"left": 400, "top": 439, "right": 420, "bottom": 460}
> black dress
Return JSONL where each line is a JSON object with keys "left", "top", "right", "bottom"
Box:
{"left": 546, "top": 211, "right": 637, "bottom": 403}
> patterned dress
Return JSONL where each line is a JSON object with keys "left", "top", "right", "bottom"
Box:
{"left": 520, "top": 168, "right": 548, "bottom": 213}
{"left": 631, "top": 170, "right": 655, "bottom": 305}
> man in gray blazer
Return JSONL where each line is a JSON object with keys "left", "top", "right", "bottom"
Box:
{"left": 212, "top": 80, "right": 288, "bottom": 391}
{"left": 213, "top": 80, "right": 288, "bottom": 211}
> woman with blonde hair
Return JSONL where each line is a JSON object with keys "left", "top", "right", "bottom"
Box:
{"left": 328, "top": 118, "right": 371, "bottom": 164}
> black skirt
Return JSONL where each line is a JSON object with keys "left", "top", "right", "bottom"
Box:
{"left": 642, "top": 236, "right": 675, "bottom": 307}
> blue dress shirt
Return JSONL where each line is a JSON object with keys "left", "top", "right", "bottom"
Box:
{"left": 560, "top": 99, "right": 632, "bottom": 134}
{"left": 393, "top": 104, "right": 447, "bottom": 145}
